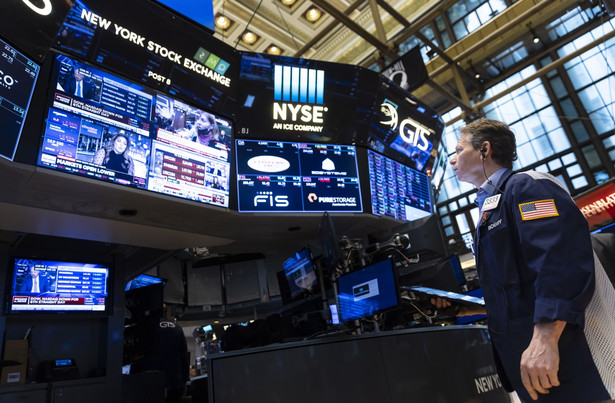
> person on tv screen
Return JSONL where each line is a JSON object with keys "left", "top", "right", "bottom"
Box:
{"left": 18, "top": 265, "right": 53, "bottom": 294}
{"left": 435, "top": 118, "right": 615, "bottom": 402}
{"left": 187, "top": 110, "right": 220, "bottom": 147}
{"left": 62, "top": 63, "right": 96, "bottom": 100}
{"left": 93, "top": 133, "right": 135, "bottom": 175}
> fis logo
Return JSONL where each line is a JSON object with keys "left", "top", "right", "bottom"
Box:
{"left": 193, "top": 47, "right": 230, "bottom": 75}
{"left": 254, "top": 191, "right": 289, "bottom": 207}
{"left": 380, "top": 99, "right": 432, "bottom": 152}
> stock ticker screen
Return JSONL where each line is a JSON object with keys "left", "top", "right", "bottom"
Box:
{"left": 0, "top": 38, "right": 40, "bottom": 160}
{"left": 236, "top": 139, "right": 363, "bottom": 212}
{"left": 368, "top": 149, "right": 432, "bottom": 221}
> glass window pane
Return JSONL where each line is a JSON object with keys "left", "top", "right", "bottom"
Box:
{"left": 532, "top": 135, "right": 554, "bottom": 160}
{"left": 517, "top": 142, "right": 538, "bottom": 167}
{"left": 549, "top": 77, "right": 567, "bottom": 99}
{"left": 453, "top": 20, "right": 469, "bottom": 40}
{"left": 445, "top": 226, "right": 455, "bottom": 237}
{"left": 537, "top": 107, "right": 561, "bottom": 132}
{"left": 456, "top": 213, "right": 470, "bottom": 233}
{"left": 470, "top": 207, "right": 480, "bottom": 229}
{"left": 570, "top": 120, "right": 589, "bottom": 142}
{"left": 589, "top": 108, "right": 615, "bottom": 135}
{"left": 548, "top": 127, "right": 571, "bottom": 152}
{"left": 562, "top": 153, "right": 576, "bottom": 165}
{"left": 559, "top": 98, "right": 578, "bottom": 118}
{"left": 458, "top": 197, "right": 469, "bottom": 208}
{"left": 578, "top": 85, "right": 601, "bottom": 113}
{"left": 528, "top": 84, "right": 550, "bottom": 110}
{"left": 442, "top": 216, "right": 452, "bottom": 226}
{"left": 584, "top": 52, "right": 609, "bottom": 82}
{"left": 582, "top": 144, "right": 601, "bottom": 168}
{"left": 567, "top": 64, "right": 592, "bottom": 89}
{"left": 572, "top": 176, "right": 588, "bottom": 189}
{"left": 548, "top": 159, "right": 562, "bottom": 170}
{"left": 566, "top": 164, "right": 582, "bottom": 177}
{"left": 439, "top": 206, "right": 449, "bottom": 215}
{"left": 465, "top": 12, "right": 481, "bottom": 34}
{"left": 603, "top": 134, "right": 615, "bottom": 148}
{"left": 448, "top": 200, "right": 459, "bottom": 210}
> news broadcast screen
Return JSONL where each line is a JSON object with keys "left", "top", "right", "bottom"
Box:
{"left": 36, "top": 53, "right": 232, "bottom": 208}
{"left": 8, "top": 259, "right": 110, "bottom": 313}
{"left": 0, "top": 37, "right": 40, "bottom": 160}
{"left": 149, "top": 94, "right": 231, "bottom": 207}
{"left": 359, "top": 77, "right": 444, "bottom": 174}
{"left": 236, "top": 139, "right": 362, "bottom": 213}
{"left": 367, "top": 149, "right": 432, "bottom": 221}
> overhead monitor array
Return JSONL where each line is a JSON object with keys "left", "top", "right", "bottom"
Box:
{"left": 1, "top": 0, "right": 444, "bottom": 220}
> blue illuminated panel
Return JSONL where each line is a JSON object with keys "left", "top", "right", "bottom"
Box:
{"left": 236, "top": 139, "right": 362, "bottom": 213}
{"left": 368, "top": 150, "right": 432, "bottom": 221}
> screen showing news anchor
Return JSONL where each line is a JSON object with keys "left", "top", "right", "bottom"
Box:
{"left": 8, "top": 259, "right": 110, "bottom": 313}
{"left": 37, "top": 54, "right": 153, "bottom": 189}
{"left": 149, "top": 94, "right": 232, "bottom": 207}
{"left": 236, "top": 139, "right": 362, "bottom": 213}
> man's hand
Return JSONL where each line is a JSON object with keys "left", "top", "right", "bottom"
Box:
{"left": 520, "top": 321, "right": 566, "bottom": 400}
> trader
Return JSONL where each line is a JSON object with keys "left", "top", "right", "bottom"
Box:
{"left": 445, "top": 118, "right": 615, "bottom": 402}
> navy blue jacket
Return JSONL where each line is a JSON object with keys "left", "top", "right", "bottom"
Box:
{"left": 475, "top": 170, "right": 611, "bottom": 402}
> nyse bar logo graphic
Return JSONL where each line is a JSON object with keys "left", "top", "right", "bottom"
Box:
{"left": 272, "top": 65, "right": 328, "bottom": 133}
{"left": 380, "top": 99, "right": 432, "bottom": 152}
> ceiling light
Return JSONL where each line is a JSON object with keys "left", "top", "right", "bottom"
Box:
{"left": 215, "top": 15, "right": 231, "bottom": 30}
{"left": 280, "top": 0, "right": 296, "bottom": 5}
{"left": 305, "top": 7, "right": 322, "bottom": 23}
{"left": 242, "top": 31, "right": 258, "bottom": 45}
{"left": 266, "top": 45, "right": 283, "bottom": 55}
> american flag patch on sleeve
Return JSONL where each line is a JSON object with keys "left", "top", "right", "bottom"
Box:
{"left": 519, "top": 199, "right": 559, "bottom": 220}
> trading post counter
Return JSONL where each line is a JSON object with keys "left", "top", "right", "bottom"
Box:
{"left": 207, "top": 325, "right": 510, "bottom": 403}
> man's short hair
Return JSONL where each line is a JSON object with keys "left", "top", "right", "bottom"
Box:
{"left": 460, "top": 118, "right": 517, "bottom": 169}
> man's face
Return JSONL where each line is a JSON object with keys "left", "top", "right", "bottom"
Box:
{"left": 450, "top": 133, "right": 484, "bottom": 187}
{"left": 30, "top": 267, "right": 40, "bottom": 278}
{"left": 74, "top": 68, "right": 84, "bottom": 82}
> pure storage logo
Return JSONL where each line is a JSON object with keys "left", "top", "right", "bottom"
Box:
{"left": 272, "top": 65, "right": 328, "bottom": 133}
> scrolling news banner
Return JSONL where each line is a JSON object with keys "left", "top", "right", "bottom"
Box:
{"left": 7, "top": 259, "right": 110, "bottom": 313}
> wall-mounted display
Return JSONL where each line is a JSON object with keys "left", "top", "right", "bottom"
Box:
{"left": 0, "top": 38, "right": 40, "bottom": 160}
{"left": 367, "top": 149, "right": 432, "bottom": 221}
{"left": 236, "top": 139, "right": 362, "bottom": 213}
{"left": 37, "top": 53, "right": 232, "bottom": 208}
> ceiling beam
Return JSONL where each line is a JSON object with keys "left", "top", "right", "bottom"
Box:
{"left": 310, "top": 0, "right": 391, "bottom": 53}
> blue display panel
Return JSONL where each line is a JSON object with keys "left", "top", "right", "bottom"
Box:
{"left": 367, "top": 149, "right": 432, "bottom": 221}
{"left": 8, "top": 259, "right": 110, "bottom": 313}
{"left": 0, "top": 38, "right": 40, "bottom": 160}
{"left": 236, "top": 139, "right": 362, "bottom": 213}
{"left": 337, "top": 259, "right": 399, "bottom": 322}
{"left": 37, "top": 54, "right": 232, "bottom": 208}
{"left": 125, "top": 274, "right": 166, "bottom": 291}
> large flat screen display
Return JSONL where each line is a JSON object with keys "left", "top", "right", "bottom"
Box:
{"left": 359, "top": 77, "right": 444, "bottom": 174}
{"left": 8, "top": 258, "right": 110, "bottom": 313}
{"left": 368, "top": 149, "right": 432, "bottom": 221}
{"left": 337, "top": 259, "right": 399, "bottom": 322}
{"left": 52, "top": 0, "right": 236, "bottom": 115}
{"left": 235, "top": 52, "right": 359, "bottom": 144}
{"left": 236, "top": 139, "right": 362, "bottom": 213}
{"left": 0, "top": 38, "right": 40, "bottom": 160}
{"left": 37, "top": 53, "right": 232, "bottom": 208}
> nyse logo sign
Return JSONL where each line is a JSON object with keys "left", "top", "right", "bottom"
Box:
{"left": 380, "top": 99, "right": 431, "bottom": 151}
{"left": 272, "top": 65, "right": 328, "bottom": 133}
{"left": 254, "top": 191, "right": 289, "bottom": 207}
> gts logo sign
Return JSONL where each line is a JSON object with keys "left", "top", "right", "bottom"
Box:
{"left": 254, "top": 192, "right": 289, "bottom": 207}
{"left": 22, "top": 0, "right": 52, "bottom": 15}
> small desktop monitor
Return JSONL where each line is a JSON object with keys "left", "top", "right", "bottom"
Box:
{"left": 279, "top": 247, "right": 318, "bottom": 304}
{"left": 319, "top": 212, "right": 341, "bottom": 271}
{"left": 7, "top": 258, "right": 111, "bottom": 314}
{"left": 125, "top": 274, "right": 166, "bottom": 291}
{"left": 336, "top": 258, "right": 399, "bottom": 322}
